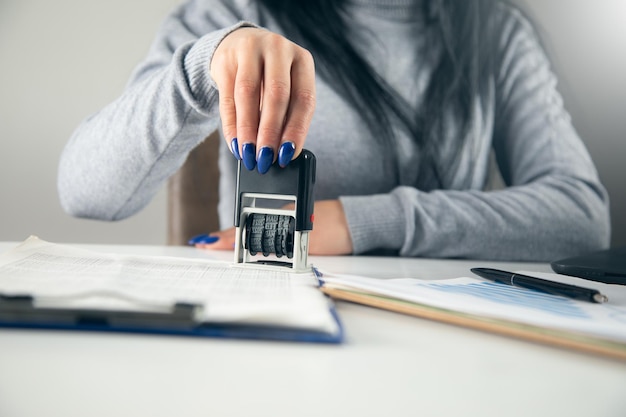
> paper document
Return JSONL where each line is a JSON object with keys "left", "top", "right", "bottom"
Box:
{"left": 0, "top": 237, "right": 339, "bottom": 335}
{"left": 320, "top": 271, "right": 626, "bottom": 346}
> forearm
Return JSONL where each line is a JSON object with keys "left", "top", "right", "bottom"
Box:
{"left": 341, "top": 176, "right": 609, "bottom": 261}
{"left": 57, "top": 21, "right": 252, "bottom": 220}
{"left": 58, "top": 46, "right": 215, "bottom": 220}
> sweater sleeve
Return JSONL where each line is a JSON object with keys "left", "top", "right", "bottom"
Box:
{"left": 58, "top": 0, "right": 256, "bottom": 221}
{"left": 340, "top": 8, "right": 610, "bottom": 261}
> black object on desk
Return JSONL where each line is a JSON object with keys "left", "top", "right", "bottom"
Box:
{"left": 0, "top": 294, "right": 200, "bottom": 329}
{"left": 471, "top": 268, "right": 608, "bottom": 304}
{"left": 551, "top": 246, "right": 626, "bottom": 285}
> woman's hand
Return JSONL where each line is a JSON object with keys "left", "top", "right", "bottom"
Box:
{"left": 210, "top": 27, "right": 316, "bottom": 173}
{"left": 193, "top": 200, "right": 353, "bottom": 256}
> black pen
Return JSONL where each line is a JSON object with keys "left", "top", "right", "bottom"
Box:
{"left": 470, "top": 268, "right": 608, "bottom": 304}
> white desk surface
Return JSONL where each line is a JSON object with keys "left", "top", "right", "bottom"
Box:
{"left": 0, "top": 242, "right": 624, "bottom": 417}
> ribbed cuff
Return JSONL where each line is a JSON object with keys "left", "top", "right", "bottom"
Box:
{"left": 181, "top": 21, "right": 259, "bottom": 112}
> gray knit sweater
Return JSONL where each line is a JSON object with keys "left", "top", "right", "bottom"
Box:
{"left": 58, "top": 0, "right": 610, "bottom": 261}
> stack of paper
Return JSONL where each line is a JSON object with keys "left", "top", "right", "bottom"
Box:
{"left": 320, "top": 271, "right": 626, "bottom": 360}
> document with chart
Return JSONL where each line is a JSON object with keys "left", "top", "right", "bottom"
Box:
{"left": 320, "top": 271, "right": 626, "bottom": 359}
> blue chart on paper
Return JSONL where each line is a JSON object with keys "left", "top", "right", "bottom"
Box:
{"left": 425, "top": 282, "right": 589, "bottom": 319}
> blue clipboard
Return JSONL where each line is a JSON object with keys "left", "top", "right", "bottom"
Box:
{"left": 0, "top": 294, "right": 344, "bottom": 344}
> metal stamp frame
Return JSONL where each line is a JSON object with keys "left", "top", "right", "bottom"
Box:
{"left": 233, "top": 150, "right": 316, "bottom": 273}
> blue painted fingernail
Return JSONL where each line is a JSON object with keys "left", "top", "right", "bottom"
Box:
{"left": 188, "top": 234, "right": 220, "bottom": 245}
{"left": 230, "top": 138, "right": 241, "bottom": 160}
{"left": 278, "top": 141, "right": 296, "bottom": 168}
{"left": 242, "top": 143, "right": 256, "bottom": 170}
{"left": 257, "top": 146, "right": 274, "bottom": 175}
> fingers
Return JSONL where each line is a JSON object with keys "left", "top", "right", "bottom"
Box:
{"left": 234, "top": 47, "right": 262, "bottom": 170}
{"left": 211, "top": 29, "right": 315, "bottom": 173}
{"left": 189, "top": 228, "right": 236, "bottom": 251}
{"left": 256, "top": 42, "right": 292, "bottom": 173}
{"left": 212, "top": 36, "right": 238, "bottom": 158}
{"left": 282, "top": 49, "right": 316, "bottom": 162}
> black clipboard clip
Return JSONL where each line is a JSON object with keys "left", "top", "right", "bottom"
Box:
{"left": 0, "top": 293, "right": 202, "bottom": 330}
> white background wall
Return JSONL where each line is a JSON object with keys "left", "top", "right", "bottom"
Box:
{"left": 1, "top": 0, "right": 625, "bottom": 247}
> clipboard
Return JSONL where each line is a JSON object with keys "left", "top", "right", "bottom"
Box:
{"left": 0, "top": 293, "right": 343, "bottom": 344}
{"left": 0, "top": 237, "right": 343, "bottom": 344}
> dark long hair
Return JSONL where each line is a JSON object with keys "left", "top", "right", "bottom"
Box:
{"left": 258, "top": 0, "right": 501, "bottom": 188}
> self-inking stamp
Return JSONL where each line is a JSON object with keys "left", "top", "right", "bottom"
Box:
{"left": 234, "top": 149, "right": 316, "bottom": 272}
